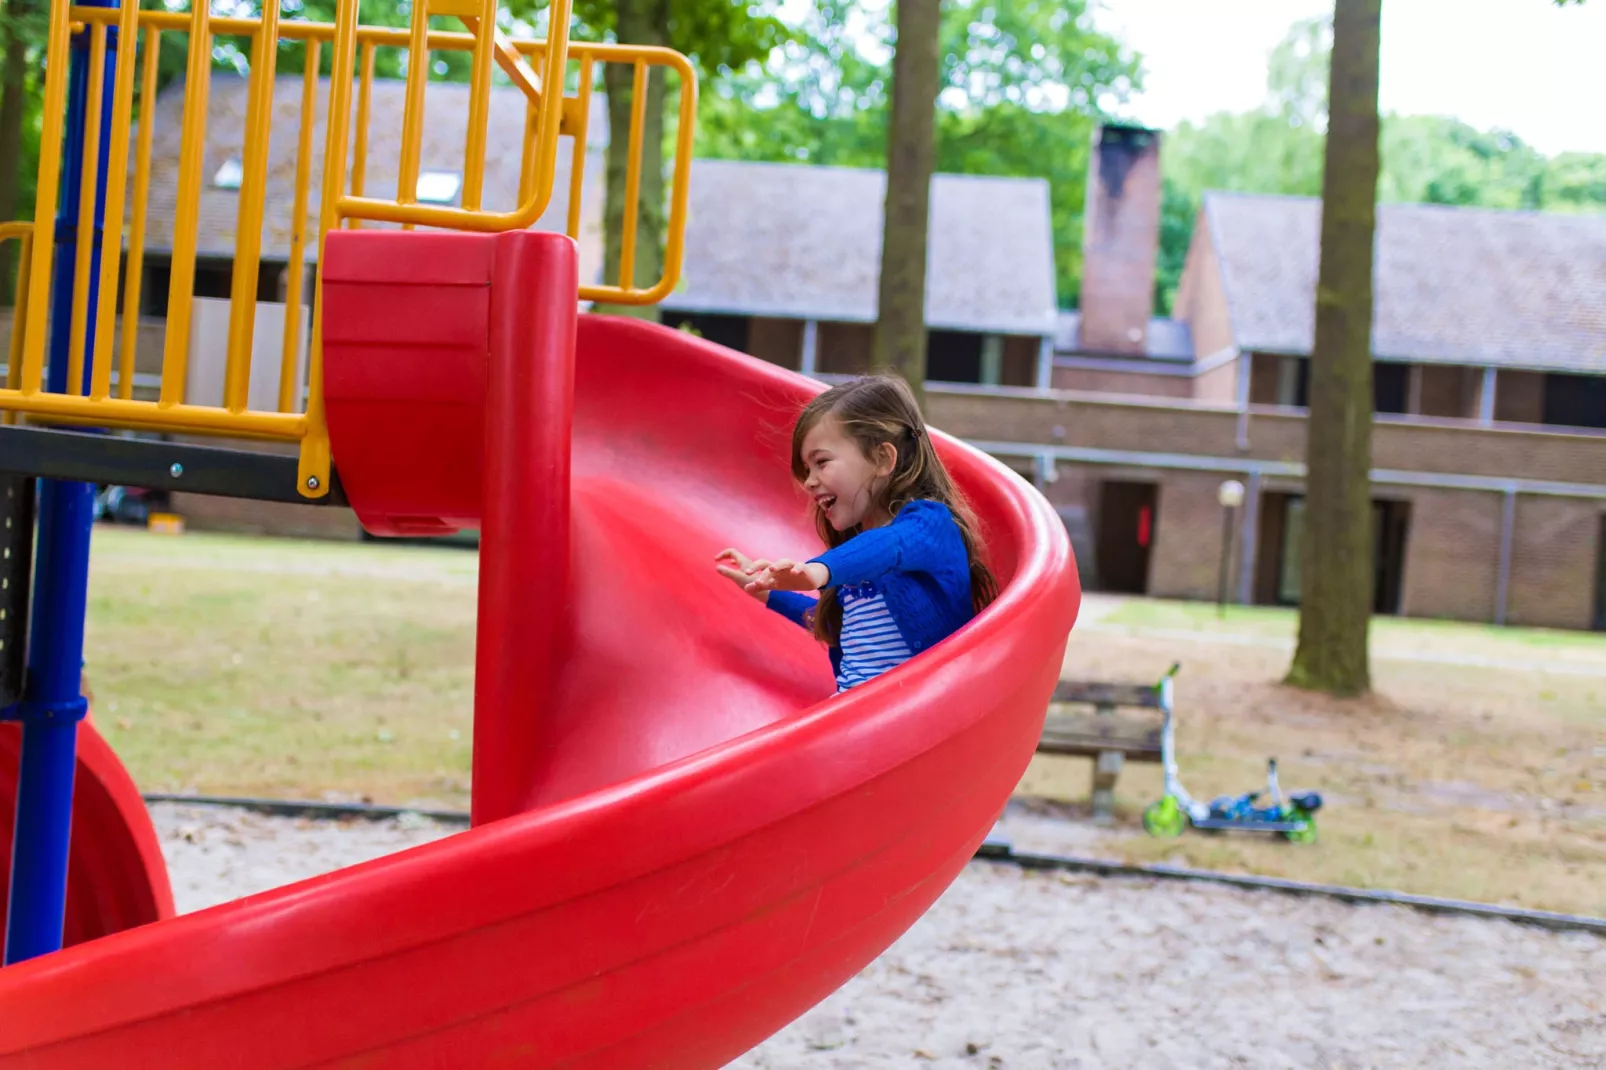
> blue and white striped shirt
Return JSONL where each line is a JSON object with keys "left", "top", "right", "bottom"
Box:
{"left": 835, "top": 581, "right": 915, "bottom": 691}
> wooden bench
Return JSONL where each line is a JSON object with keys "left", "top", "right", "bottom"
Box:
{"left": 1036, "top": 679, "right": 1163, "bottom": 823}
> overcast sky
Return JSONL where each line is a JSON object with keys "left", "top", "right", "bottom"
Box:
{"left": 1096, "top": 0, "right": 1606, "bottom": 156}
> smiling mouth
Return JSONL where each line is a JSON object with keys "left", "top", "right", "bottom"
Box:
{"left": 816, "top": 494, "right": 837, "bottom": 513}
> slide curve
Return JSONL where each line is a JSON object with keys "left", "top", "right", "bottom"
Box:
{"left": 0, "top": 230, "right": 1079, "bottom": 1068}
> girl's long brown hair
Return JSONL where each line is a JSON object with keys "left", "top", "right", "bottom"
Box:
{"left": 792, "top": 373, "right": 998, "bottom": 644}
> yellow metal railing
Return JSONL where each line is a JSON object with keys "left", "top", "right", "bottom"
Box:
{"left": 1, "top": 223, "right": 34, "bottom": 425}
{"left": 0, "top": 0, "right": 696, "bottom": 498}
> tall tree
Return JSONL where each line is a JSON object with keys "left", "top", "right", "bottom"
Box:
{"left": 1285, "top": 0, "right": 1382, "bottom": 698}
{"left": 872, "top": 0, "right": 941, "bottom": 395}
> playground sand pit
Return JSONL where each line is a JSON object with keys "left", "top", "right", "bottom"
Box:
{"left": 153, "top": 801, "right": 1606, "bottom": 1069}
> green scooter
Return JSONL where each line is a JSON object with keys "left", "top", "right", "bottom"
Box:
{"left": 1141, "top": 664, "right": 1322, "bottom": 843}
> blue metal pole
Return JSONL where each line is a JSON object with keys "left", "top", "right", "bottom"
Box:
{"left": 3, "top": 0, "right": 117, "bottom": 966}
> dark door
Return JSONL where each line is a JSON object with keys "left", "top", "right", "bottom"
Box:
{"left": 1372, "top": 499, "right": 1410, "bottom": 615}
{"left": 1095, "top": 481, "right": 1158, "bottom": 594}
{"left": 1595, "top": 515, "right": 1606, "bottom": 632}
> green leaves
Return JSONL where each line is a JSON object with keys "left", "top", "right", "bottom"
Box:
{"left": 695, "top": 0, "right": 1140, "bottom": 307}
{"left": 1153, "top": 12, "right": 1606, "bottom": 313}
{"left": 551, "top": 0, "right": 789, "bottom": 74}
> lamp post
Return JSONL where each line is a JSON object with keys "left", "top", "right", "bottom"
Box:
{"left": 1216, "top": 479, "right": 1245, "bottom": 618}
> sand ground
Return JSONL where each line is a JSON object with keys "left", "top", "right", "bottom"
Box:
{"left": 152, "top": 800, "right": 1606, "bottom": 1069}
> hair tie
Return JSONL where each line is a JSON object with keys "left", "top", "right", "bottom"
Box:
{"left": 910, "top": 425, "right": 924, "bottom": 439}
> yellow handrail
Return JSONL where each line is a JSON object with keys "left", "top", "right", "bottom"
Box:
{"left": 279, "top": 40, "right": 319, "bottom": 415}
{"left": 553, "top": 41, "right": 697, "bottom": 307}
{"left": 64, "top": 20, "right": 106, "bottom": 398}
{"left": 90, "top": 0, "right": 140, "bottom": 402}
{"left": 1, "top": 223, "right": 34, "bottom": 425}
{"left": 2, "top": 0, "right": 697, "bottom": 498}
{"left": 18, "top": 0, "right": 71, "bottom": 397}
{"left": 223, "top": 0, "right": 280, "bottom": 415}
{"left": 117, "top": 24, "right": 159, "bottom": 401}
{"left": 158, "top": 0, "right": 211, "bottom": 408}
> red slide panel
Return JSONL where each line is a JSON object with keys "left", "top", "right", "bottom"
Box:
{"left": 0, "top": 230, "right": 1079, "bottom": 1069}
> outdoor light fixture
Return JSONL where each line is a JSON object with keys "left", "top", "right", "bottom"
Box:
{"left": 1216, "top": 478, "right": 1246, "bottom": 616}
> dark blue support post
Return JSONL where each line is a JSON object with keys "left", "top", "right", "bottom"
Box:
{"left": 3, "top": 0, "right": 118, "bottom": 966}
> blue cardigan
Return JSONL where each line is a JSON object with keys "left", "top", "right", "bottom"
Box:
{"left": 766, "top": 499, "right": 977, "bottom": 677}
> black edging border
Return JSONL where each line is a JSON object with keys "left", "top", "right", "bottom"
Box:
{"left": 142, "top": 793, "right": 1606, "bottom": 938}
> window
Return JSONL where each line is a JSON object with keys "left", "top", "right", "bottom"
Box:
{"left": 1273, "top": 495, "right": 1409, "bottom": 614}
{"left": 417, "top": 170, "right": 462, "bottom": 205}
{"left": 1270, "top": 359, "right": 1410, "bottom": 414}
{"left": 1275, "top": 357, "right": 1308, "bottom": 407}
{"left": 1541, "top": 372, "right": 1606, "bottom": 430}
{"left": 1374, "top": 362, "right": 1409, "bottom": 414}
{"left": 212, "top": 158, "right": 243, "bottom": 190}
{"left": 926, "top": 331, "right": 983, "bottom": 383}
{"left": 667, "top": 313, "right": 750, "bottom": 354}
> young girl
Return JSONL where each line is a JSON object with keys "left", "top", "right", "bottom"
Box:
{"left": 716, "top": 374, "right": 997, "bottom": 692}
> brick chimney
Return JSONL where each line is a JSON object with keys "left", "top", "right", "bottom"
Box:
{"left": 1078, "top": 124, "right": 1162, "bottom": 355}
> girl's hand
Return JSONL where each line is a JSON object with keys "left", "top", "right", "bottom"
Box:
{"left": 715, "top": 548, "right": 772, "bottom": 603}
{"left": 749, "top": 560, "right": 829, "bottom": 593}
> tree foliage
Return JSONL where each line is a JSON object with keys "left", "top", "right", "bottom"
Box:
{"left": 1155, "top": 11, "right": 1606, "bottom": 313}
{"left": 696, "top": 0, "right": 1140, "bottom": 307}
{"left": 516, "top": 0, "right": 789, "bottom": 317}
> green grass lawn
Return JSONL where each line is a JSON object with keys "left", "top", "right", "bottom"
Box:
{"left": 86, "top": 527, "right": 480, "bottom": 810}
{"left": 1030, "top": 595, "right": 1606, "bottom": 916}
{"left": 81, "top": 527, "right": 1606, "bottom": 914}
{"left": 1098, "top": 597, "right": 1606, "bottom": 662}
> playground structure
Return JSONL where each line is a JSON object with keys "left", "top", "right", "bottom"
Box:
{"left": 0, "top": 0, "right": 1080, "bottom": 1064}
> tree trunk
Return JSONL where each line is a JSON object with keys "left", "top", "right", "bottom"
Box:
{"left": 872, "top": 0, "right": 942, "bottom": 403}
{"left": 593, "top": 0, "right": 667, "bottom": 322}
{"left": 1285, "top": 0, "right": 1382, "bottom": 698}
{"left": 0, "top": 18, "right": 30, "bottom": 304}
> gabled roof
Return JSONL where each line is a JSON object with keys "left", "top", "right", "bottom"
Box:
{"left": 666, "top": 163, "right": 1058, "bottom": 336}
{"left": 138, "top": 75, "right": 1058, "bottom": 335}
{"left": 1203, "top": 192, "right": 1606, "bottom": 374}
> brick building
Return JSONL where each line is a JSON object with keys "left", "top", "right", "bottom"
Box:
{"left": 9, "top": 79, "right": 1603, "bottom": 630}
{"left": 1008, "top": 125, "right": 1606, "bottom": 632}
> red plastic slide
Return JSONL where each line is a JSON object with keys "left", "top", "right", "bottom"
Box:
{"left": 0, "top": 231, "right": 1079, "bottom": 1068}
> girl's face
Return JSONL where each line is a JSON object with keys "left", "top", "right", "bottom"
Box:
{"left": 798, "top": 415, "right": 898, "bottom": 532}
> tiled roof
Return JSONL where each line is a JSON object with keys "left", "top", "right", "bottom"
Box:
{"left": 138, "top": 75, "right": 1058, "bottom": 335}
{"left": 1204, "top": 192, "right": 1606, "bottom": 374}
{"left": 665, "top": 163, "right": 1058, "bottom": 335}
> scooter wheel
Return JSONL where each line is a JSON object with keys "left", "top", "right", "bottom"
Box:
{"left": 1282, "top": 812, "right": 1318, "bottom": 844}
{"left": 1143, "top": 797, "right": 1186, "bottom": 839}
